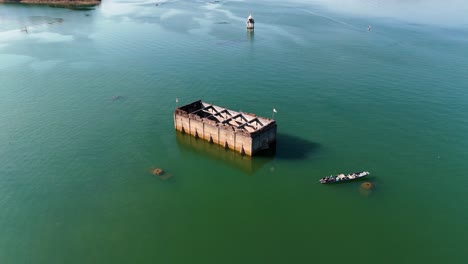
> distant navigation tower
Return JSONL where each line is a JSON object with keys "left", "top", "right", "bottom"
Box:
{"left": 246, "top": 14, "right": 254, "bottom": 30}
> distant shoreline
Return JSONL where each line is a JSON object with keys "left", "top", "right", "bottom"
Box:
{"left": 0, "top": 0, "right": 101, "bottom": 6}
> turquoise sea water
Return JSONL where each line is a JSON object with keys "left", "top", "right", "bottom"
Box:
{"left": 1, "top": 1, "right": 467, "bottom": 263}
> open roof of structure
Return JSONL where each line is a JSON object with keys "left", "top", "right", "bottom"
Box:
{"left": 178, "top": 101, "right": 275, "bottom": 134}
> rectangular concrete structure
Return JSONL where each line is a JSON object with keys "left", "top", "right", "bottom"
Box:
{"left": 174, "top": 100, "right": 277, "bottom": 156}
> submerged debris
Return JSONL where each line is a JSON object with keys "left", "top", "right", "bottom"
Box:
{"left": 111, "top": 95, "right": 123, "bottom": 101}
{"left": 360, "top": 182, "right": 373, "bottom": 190}
{"left": 150, "top": 167, "right": 173, "bottom": 181}
{"left": 359, "top": 181, "right": 375, "bottom": 197}
{"left": 152, "top": 168, "right": 164, "bottom": 176}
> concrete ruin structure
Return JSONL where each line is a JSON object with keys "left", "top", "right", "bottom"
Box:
{"left": 174, "top": 100, "right": 277, "bottom": 156}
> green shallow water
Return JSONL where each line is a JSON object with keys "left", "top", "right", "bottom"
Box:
{"left": 0, "top": 1, "right": 467, "bottom": 263}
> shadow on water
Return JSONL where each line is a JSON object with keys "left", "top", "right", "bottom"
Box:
{"left": 174, "top": 131, "right": 274, "bottom": 174}
{"left": 174, "top": 132, "right": 321, "bottom": 173}
{"left": 256, "top": 133, "right": 321, "bottom": 160}
{"left": 61, "top": 6, "right": 96, "bottom": 11}
{"left": 48, "top": 4, "right": 98, "bottom": 11}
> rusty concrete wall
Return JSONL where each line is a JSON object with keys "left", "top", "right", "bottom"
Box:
{"left": 251, "top": 125, "right": 277, "bottom": 155}
{"left": 174, "top": 113, "right": 254, "bottom": 155}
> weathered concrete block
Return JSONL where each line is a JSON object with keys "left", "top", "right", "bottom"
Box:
{"left": 174, "top": 100, "right": 277, "bottom": 156}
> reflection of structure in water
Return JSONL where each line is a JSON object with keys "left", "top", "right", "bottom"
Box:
{"left": 247, "top": 29, "right": 254, "bottom": 42}
{"left": 174, "top": 100, "right": 277, "bottom": 156}
{"left": 175, "top": 131, "right": 274, "bottom": 174}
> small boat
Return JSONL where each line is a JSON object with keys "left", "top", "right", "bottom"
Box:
{"left": 320, "top": 171, "right": 369, "bottom": 184}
